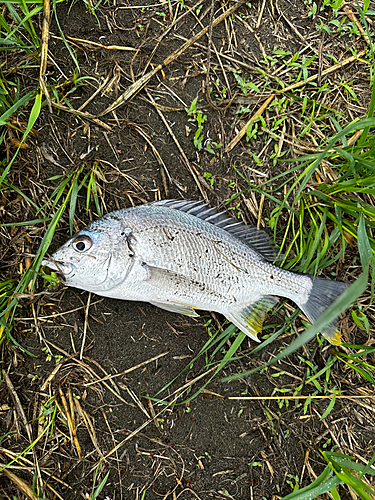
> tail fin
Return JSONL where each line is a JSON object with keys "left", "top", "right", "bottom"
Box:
{"left": 299, "top": 277, "right": 349, "bottom": 344}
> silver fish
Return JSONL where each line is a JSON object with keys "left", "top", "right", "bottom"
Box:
{"left": 42, "top": 200, "right": 349, "bottom": 344}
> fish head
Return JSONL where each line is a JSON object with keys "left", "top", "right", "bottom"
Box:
{"left": 42, "top": 221, "right": 133, "bottom": 292}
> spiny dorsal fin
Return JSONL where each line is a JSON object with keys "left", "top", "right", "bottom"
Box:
{"left": 149, "top": 199, "right": 281, "bottom": 262}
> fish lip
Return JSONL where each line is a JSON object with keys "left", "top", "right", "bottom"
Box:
{"left": 41, "top": 259, "right": 75, "bottom": 278}
{"left": 41, "top": 254, "right": 112, "bottom": 287}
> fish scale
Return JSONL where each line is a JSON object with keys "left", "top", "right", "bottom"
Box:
{"left": 42, "top": 199, "right": 350, "bottom": 344}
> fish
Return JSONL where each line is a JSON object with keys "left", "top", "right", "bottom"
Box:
{"left": 42, "top": 199, "right": 349, "bottom": 344}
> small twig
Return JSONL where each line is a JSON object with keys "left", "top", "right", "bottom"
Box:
{"left": 281, "top": 49, "right": 367, "bottom": 93}
{"left": 276, "top": 0, "right": 318, "bottom": 53}
{"left": 44, "top": 339, "right": 134, "bottom": 406}
{"left": 255, "top": 33, "right": 268, "bottom": 66}
{"left": 318, "top": 29, "right": 325, "bottom": 87}
{"left": 0, "top": 447, "right": 73, "bottom": 492}
{"left": 66, "top": 35, "right": 137, "bottom": 51}
{"left": 39, "top": 0, "right": 51, "bottom": 112}
{"left": 228, "top": 394, "right": 375, "bottom": 401}
{"left": 77, "top": 73, "right": 112, "bottom": 112}
{"left": 257, "top": 194, "right": 265, "bottom": 230}
{"left": 85, "top": 351, "right": 169, "bottom": 386}
{"left": 342, "top": 1, "right": 370, "bottom": 45}
{"left": 80, "top": 292, "right": 91, "bottom": 360}
{"left": 204, "top": 0, "right": 217, "bottom": 110}
{"left": 15, "top": 298, "right": 104, "bottom": 321}
{"left": 40, "top": 363, "right": 63, "bottom": 392}
{"left": 173, "top": 33, "right": 262, "bottom": 74}
{"left": 126, "top": 387, "right": 150, "bottom": 419}
{"left": 2, "top": 469, "right": 39, "bottom": 500}
{"left": 2, "top": 370, "right": 44, "bottom": 493}
{"left": 141, "top": 0, "right": 205, "bottom": 77}
{"left": 103, "top": 391, "right": 180, "bottom": 461}
{"left": 74, "top": 398, "right": 103, "bottom": 458}
{"left": 256, "top": 0, "right": 267, "bottom": 29}
{"left": 50, "top": 102, "right": 111, "bottom": 130}
{"left": 132, "top": 122, "right": 167, "bottom": 172}
{"left": 58, "top": 385, "right": 82, "bottom": 459}
{"left": 104, "top": 366, "right": 218, "bottom": 460}
{"left": 224, "top": 94, "right": 275, "bottom": 153}
{"left": 160, "top": 164, "right": 169, "bottom": 197}
{"left": 2, "top": 370, "right": 32, "bottom": 442}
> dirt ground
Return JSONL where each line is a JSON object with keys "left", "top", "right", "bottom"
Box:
{"left": 1, "top": 0, "right": 375, "bottom": 499}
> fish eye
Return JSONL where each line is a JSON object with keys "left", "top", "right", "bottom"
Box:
{"left": 72, "top": 235, "right": 92, "bottom": 253}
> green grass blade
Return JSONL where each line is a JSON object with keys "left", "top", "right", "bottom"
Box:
{"left": 91, "top": 471, "right": 110, "bottom": 500}
{"left": 320, "top": 390, "right": 337, "bottom": 420}
{"left": 69, "top": 177, "right": 79, "bottom": 235}
{"left": 295, "top": 118, "right": 375, "bottom": 201}
{"left": 281, "top": 471, "right": 341, "bottom": 499}
{"left": 360, "top": 452, "right": 375, "bottom": 479}
{"left": 52, "top": 0, "right": 79, "bottom": 70}
{"left": 180, "top": 332, "right": 246, "bottom": 404}
{"left": 0, "top": 91, "right": 41, "bottom": 185}
{"left": 358, "top": 214, "right": 373, "bottom": 268}
{"left": 0, "top": 90, "right": 35, "bottom": 126}
{"left": 154, "top": 323, "right": 236, "bottom": 397}
{"left": 0, "top": 218, "right": 50, "bottom": 227}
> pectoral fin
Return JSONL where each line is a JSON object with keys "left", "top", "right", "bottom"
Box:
{"left": 227, "top": 296, "right": 278, "bottom": 342}
{"left": 144, "top": 264, "right": 197, "bottom": 289}
{"left": 144, "top": 264, "right": 201, "bottom": 317}
{"left": 150, "top": 300, "right": 199, "bottom": 317}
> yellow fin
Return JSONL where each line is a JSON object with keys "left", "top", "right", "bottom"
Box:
{"left": 227, "top": 296, "right": 278, "bottom": 342}
{"left": 323, "top": 329, "right": 342, "bottom": 345}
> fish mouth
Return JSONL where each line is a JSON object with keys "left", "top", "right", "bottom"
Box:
{"left": 41, "top": 259, "right": 75, "bottom": 279}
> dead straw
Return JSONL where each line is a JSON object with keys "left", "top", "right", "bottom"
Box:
{"left": 66, "top": 35, "right": 138, "bottom": 51}
{"left": 39, "top": 0, "right": 51, "bottom": 111}
{"left": 58, "top": 385, "right": 82, "bottom": 459}
{"left": 2, "top": 469, "right": 39, "bottom": 500}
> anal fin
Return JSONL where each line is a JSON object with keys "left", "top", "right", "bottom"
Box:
{"left": 227, "top": 296, "right": 278, "bottom": 342}
{"left": 150, "top": 300, "right": 199, "bottom": 317}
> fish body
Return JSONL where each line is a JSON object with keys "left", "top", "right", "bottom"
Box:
{"left": 42, "top": 200, "right": 349, "bottom": 343}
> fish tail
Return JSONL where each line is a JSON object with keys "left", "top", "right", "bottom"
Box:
{"left": 299, "top": 277, "right": 349, "bottom": 344}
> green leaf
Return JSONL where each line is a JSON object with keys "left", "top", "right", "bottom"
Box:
{"left": 0, "top": 90, "right": 34, "bottom": 126}
{"left": 320, "top": 391, "right": 336, "bottom": 420}
{"left": 0, "top": 91, "right": 41, "bottom": 185}
{"left": 69, "top": 177, "right": 79, "bottom": 236}
{"left": 281, "top": 473, "right": 341, "bottom": 499}
{"left": 357, "top": 214, "right": 372, "bottom": 269}
{"left": 91, "top": 471, "right": 110, "bottom": 500}
{"left": 0, "top": 218, "right": 50, "bottom": 227}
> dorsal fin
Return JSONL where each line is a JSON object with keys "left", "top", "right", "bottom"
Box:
{"left": 148, "top": 199, "right": 281, "bottom": 262}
